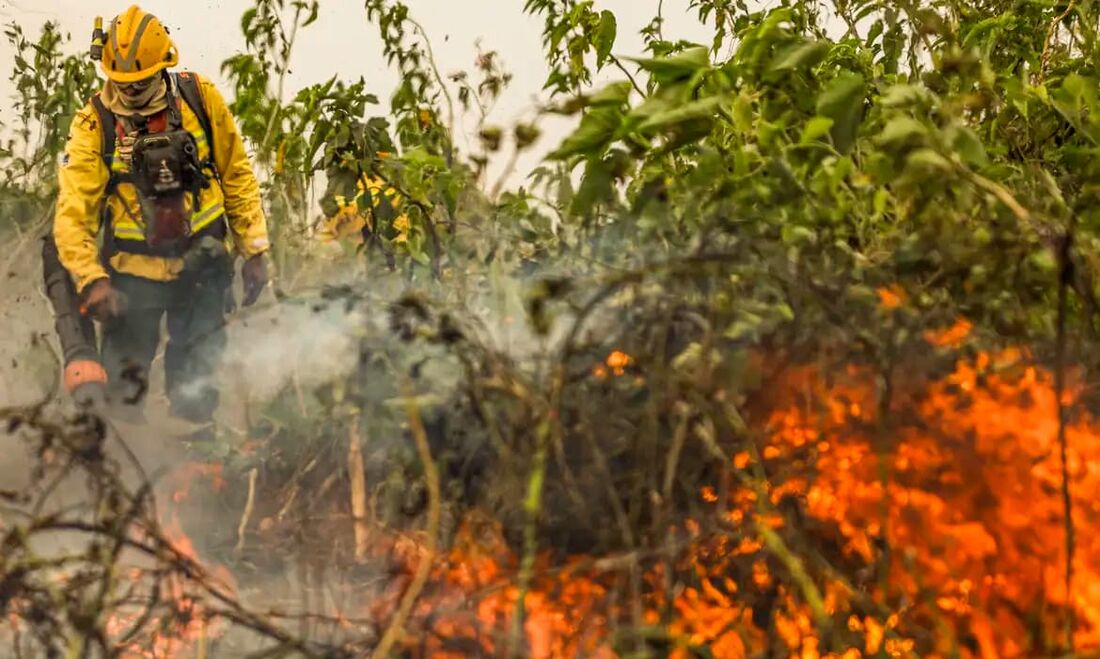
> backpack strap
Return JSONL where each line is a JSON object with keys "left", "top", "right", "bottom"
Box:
{"left": 88, "top": 93, "right": 122, "bottom": 263}
{"left": 90, "top": 94, "right": 119, "bottom": 187}
{"left": 89, "top": 73, "right": 227, "bottom": 261}
{"left": 174, "top": 71, "right": 219, "bottom": 180}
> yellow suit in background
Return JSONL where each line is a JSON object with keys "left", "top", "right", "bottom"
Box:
{"left": 317, "top": 174, "right": 408, "bottom": 245}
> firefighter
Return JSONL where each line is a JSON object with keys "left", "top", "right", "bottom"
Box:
{"left": 54, "top": 5, "right": 269, "bottom": 439}
{"left": 316, "top": 170, "right": 408, "bottom": 248}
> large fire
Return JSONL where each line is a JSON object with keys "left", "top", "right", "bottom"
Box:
{"left": 40, "top": 332, "right": 1100, "bottom": 657}
{"left": 400, "top": 344, "right": 1100, "bottom": 656}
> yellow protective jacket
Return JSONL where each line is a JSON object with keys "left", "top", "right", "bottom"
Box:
{"left": 54, "top": 72, "right": 269, "bottom": 294}
{"left": 317, "top": 174, "right": 408, "bottom": 244}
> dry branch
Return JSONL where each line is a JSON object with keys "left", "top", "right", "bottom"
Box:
{"left": 371, "top": 381, "right": 441, "bottom": 659}
{"left": 348, "top": 411, "right": 370, "bottom": 563}
{"left": 235, "top": 468, "right": 259, "bottom": 555}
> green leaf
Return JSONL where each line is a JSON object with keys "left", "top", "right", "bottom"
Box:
{"left": 515, "top": 123, "right": 541, "bottom": 149}
{"left": 880, "top": 83, "right": 933, "bottom": 109}
{"left": 661, "top": 117, "right": 718, "bottom": 152}
{"left": 624, "top": 96, "right": 673, "bottom": 126}
{"left": 1060, "top": 74, "right": 1092, "bottom": 106}
{"left": 548, "top": 106, "right": 622, "bottom": 160}
{"left": 595, "top": 10, "right": 617, "bottom": 68}
{"left": 961, "top": 13, "right": 1014, "bottom": 48}
{"left": 873, "top": 188, "right": 890, "bottom": 215}
{"left": 876, "top": 116, "right": 927, "bottom": 146}
{"left": 671, "top": 342, "right": 720, "bottom": 373}
{"left": 302, "top": 1, "right": 320, "bottom": 27}
{"left": 570, "top": 156, "right": 614, "bottom": 215}
{"left": 769, "top": 40, "right": 830, "bottom": 73}
{"left": 800, "top": 116, "right": 834, "bottom": 144}
{"left": 1029, "top": 248, "right": 1057, "bottom": 273}
{"left": 627, "top": 46, "right": 710, "bottom": 86}
{"left": 815, "top": 72, "right": 865, "bottom": 154}
{"left": 724, "top": 312, "right": 765, "bottom": 340}
{"left": 241, "top": 8, "right": 258, "bottom": 34}
{"left": 906, "top": 148, "right": 952, "bottom": 173}
{"left": 589, "top": 81, "right": 633, "bottom": 106}
{"left": 866, "top": 19, "right": 884, "bottom": 45}
{"left": 1051, "top": 74, "right": 1099, "bottom": 138}
{"left": 731, "top": 91, "right": 754, "bottom": 132}
{"left": 948, "top": 125, "right": 988, "bottom": 168}
{"left": 637, "top": 96, "right": 723, "bottom": 133}
{"left": 781, "top": 225, "right": 816, "bottom": 245}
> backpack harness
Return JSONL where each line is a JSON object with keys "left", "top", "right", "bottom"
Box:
{"left": 89, "top": 71, "right": 227, "bottom": 259}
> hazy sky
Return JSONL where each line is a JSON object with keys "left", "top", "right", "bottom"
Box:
{"left": 0, "top": 0, "right": 715, "bottom": 185}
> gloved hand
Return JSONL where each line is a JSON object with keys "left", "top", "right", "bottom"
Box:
{"left": 81, "top": 278, "right": 124, "bottom": 322}
{"left": 118, "top": 131, "right": 138, "bottom": 167}
{"left": 241, "top": 253, "right": 268, "bottom": 307}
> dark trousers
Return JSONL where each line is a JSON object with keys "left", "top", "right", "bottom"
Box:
{"left": 100, "top": 270, "right": 228, "bottom": 424}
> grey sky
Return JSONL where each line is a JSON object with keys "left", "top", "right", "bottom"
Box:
{"left": 0, "top": 1, "right": 714, "bottom": 184}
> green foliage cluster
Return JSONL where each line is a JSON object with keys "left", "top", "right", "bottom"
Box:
{"left": 0, "top": 22, "right": 96, "bottom": 227}
{"left": 520, "top": 0, "right": 1100, "bottom": 366}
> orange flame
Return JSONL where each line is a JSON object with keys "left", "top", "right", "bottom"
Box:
{"left": 35, "top": 347, "right": 1100, "bottom": 658}
{"left": 389, "top": 349, "right": 1100, "bottom": 657}
{"left": 876, "top": 285, "right": 906, "bottom": 310}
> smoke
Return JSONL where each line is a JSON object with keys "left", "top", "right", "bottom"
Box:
{"left": 209, "top": 248, "right": 581, "bottom": 416}
{"left": 216, "top": 294, "right": 371, "bottom": 403}
{"left": 0, "top": 206, "right": 648, "bottom": 655}
{"left": 0, "top": 256, "right": 59, "bottom": 408}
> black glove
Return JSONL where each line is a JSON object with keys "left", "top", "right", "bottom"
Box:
{"left": 241, "top": 253, "right": 268, "bottom": 307}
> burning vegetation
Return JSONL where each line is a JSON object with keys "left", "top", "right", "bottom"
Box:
{"left": 2, "top": 283, "right": 1098, "bottom": 657}
{"left": 4, "top": 0, "right": 1100, "bottom": 656}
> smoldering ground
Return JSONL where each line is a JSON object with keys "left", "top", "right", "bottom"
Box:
{"left": 0, "top": 234, "right": 388, "bottom": 653}
{"left": 0, "top": 222, "right": 630, "bottom": 654}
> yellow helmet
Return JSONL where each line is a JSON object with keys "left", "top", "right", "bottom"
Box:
{"left": 101, "top": 5, "right": 178, "bottom": 83}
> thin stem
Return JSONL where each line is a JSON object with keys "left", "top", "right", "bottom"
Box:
{"left": 234, "top": 468, "right": 259, "bottom": 555}
{"left": 509, "top": 367, "right": 562, "bottom": 658}
{"left": 261, "top": 5, "right": 303, "bottom": 155}
{"left": 371, "top": 380, "right": 441, "bottom": 659}
{"left": 1040, "top": 1, "right": 1078, "bottom": 82}
{"left": 409, "top": 16, "right": 456, "bottom": 151}
{"left": 657, "top": 0, "right": 665, "bottom": 41}
{"left": 1055, "top": 229, "right": 1077, "bottom": 652}
{"left": 611, "top": 55, "right": 645, "bottom": 97}
{"left": 489, "top": 145, "right": 522, "bottom": 201}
